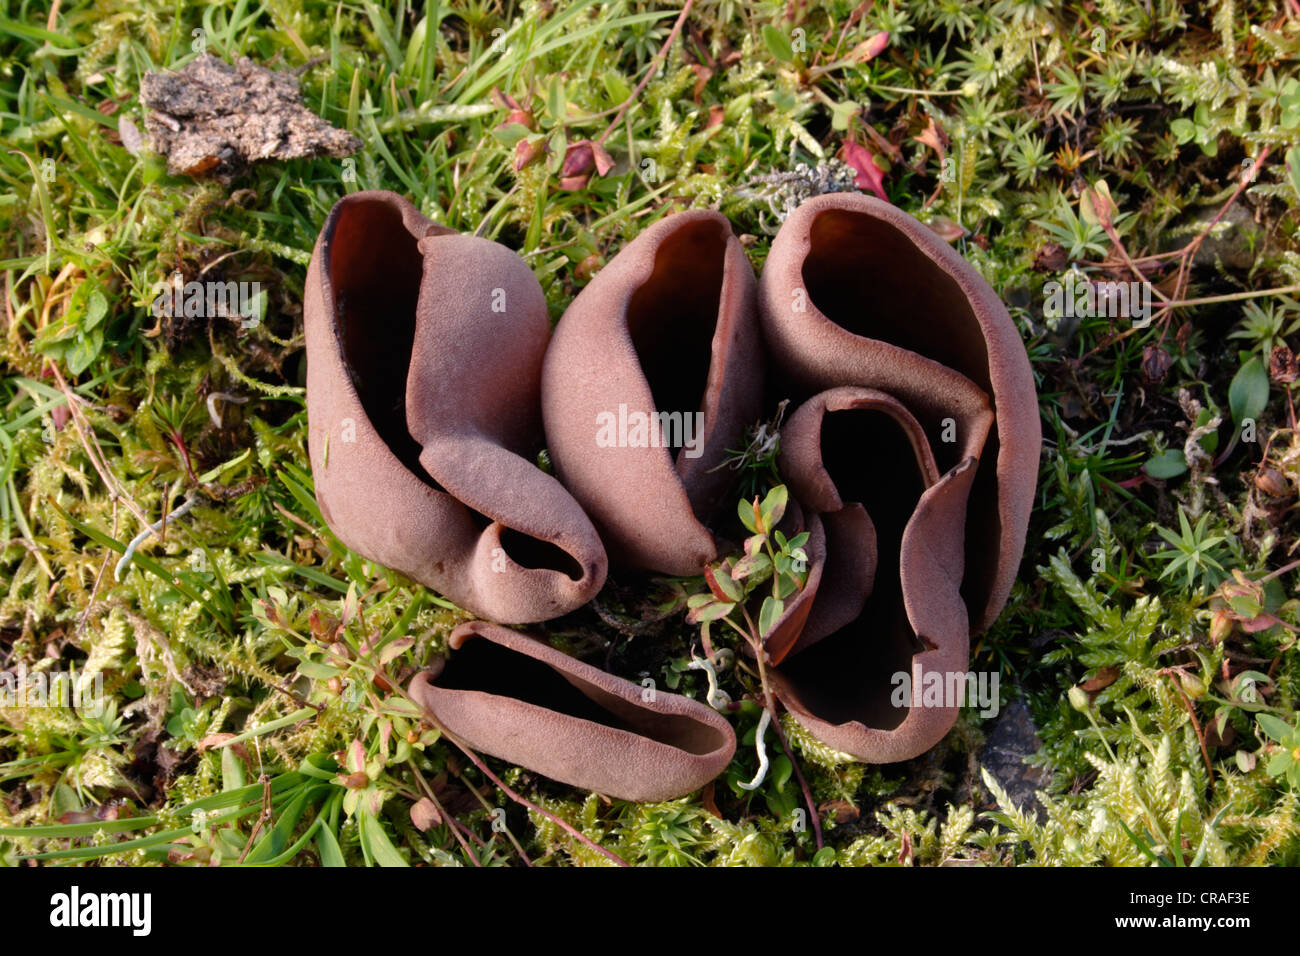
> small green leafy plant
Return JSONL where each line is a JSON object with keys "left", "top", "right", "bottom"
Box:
{"left": 1258, "top": 714, "right": 1300, "bottom": 790}
{"left": 685, "top": 485, "right": 809, "bottom": 644}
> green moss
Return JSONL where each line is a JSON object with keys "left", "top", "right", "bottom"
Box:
{"left": 2, "top": 0, "right": 1299, "bottom": 866}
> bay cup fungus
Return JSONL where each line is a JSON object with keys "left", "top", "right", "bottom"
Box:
{"left": 409, "top": 621, "right": 736, "bottom": 802}
{"left": 305, "top": 190, "right": 1039, "bottom": 797}
{"left": 757, "top": 193, "right": 1040, "bottom": 761}
{"left": 541, "top": 210, "right": 764, "bottom": 574}
{"left": 304, "top": 191, "right": 607, "bottom": 625}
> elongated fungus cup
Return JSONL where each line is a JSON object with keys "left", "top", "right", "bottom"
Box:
{"left": 305, "top": 191, "right": 606, "bottom": 624}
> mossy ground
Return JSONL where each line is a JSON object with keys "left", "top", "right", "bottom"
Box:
{"left": 2, "top": 0, "right": 1300, "bottom": 866}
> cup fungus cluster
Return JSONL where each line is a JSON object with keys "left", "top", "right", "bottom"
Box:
{"left": 304, "top": 190, "right": 1039, "bottom": 801}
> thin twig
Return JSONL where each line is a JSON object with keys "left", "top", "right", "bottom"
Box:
{"left": 410, "top": 762, "right": 482, "bottom": 867}
{"left": 46, "top": 361, "right": 154, "bottom": 532}
{"left": 236, "top": 774, "right": 274, "bottom": 864}
{"left": 451, "top": 766, "right": 534, "bottom": 866}
{"left": 1163, "top": 284, "right": 1300, "bottom": 310}
{"left": 595, "top": 0, "right": 695, "bottom": 146}
{"left": 732, "top": 601, "right": 824, "bottom": 847}
{"left": 76, "top": 499, "right": 118, "bottom": 634}
{"left": 388, "top": 677, "right": 628, "bottom": 866}
{"left": 766, "top": 710, "right": 824, "bottom": 849}
{"left": 1160, "top": 668, "right": 1215, "bottom": 793}
{"left": 1152, "top": 147, "right": 1272, "bottom": 329}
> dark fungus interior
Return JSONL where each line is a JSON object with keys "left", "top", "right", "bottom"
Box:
{"left": 802, "top": 206, "right": 1004, "bottom": 624}
{"left": 801, "top": 209, "right": 991, "bottom": 393}
{"left": 497, "top": 527, "right": 585, "bottom": 581}
{"left": 624, "top": 219, "right": 726, "bottom": 454}
{"left": 778, "top": 407, "right": 927, "bottom": 730}
{"left": 327, "top": 197, "right": 426, "bottom": 476}
{"left": 438, "top": 636, "right": 729, "bottom": 756}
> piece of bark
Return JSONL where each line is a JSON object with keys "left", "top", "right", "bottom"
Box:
{"left": 141, "top": 54, "right": 359, "bottom": 182}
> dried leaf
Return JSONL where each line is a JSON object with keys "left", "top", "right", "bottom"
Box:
{"left": 840, "top": 141, "right": 888, "bottom": 201}
{"left": 1080, "top": 665, "right": 1120, "bottom": 696}
{"left": 411, "top": 797, "right": 442, "bottom": 831}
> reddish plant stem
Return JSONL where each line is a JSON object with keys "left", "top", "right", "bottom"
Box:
{"left": 1155, "top": 147, "right": 1271, "bottom": 331}
{"left": 453, "top": 767, "right": 535, "bottom": 866}
{"left": 1160, "top": 668, "right": 1215, "bottom": 792}
{"left": 389, "top": 678, "right": 628, "bottom": 866}
{"left": 410, "top": 762, "right": 483, "bottom": 867}
{"left": 169, "top": 428, "right": 199, "bottom": 486}
{"left": 596, "top": 0, "right": 695, "bottom": 146}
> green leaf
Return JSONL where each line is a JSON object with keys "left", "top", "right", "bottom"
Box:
{"left": 1190, "top": 407, "right": 1219, "bottom": 454}
{"left": 738, "top": 497, "right": 759, "bottom": 533}
{"left": 1257, "top": 713, "right": 1294, "bottom": 744}
{"left": 197, "top": 448, "right": 252, "bottom": 483}
{"left": 401, "top": 14, "right": 428, "bottom": 77}
{"left": 491, "top": 122, "right": 531, "bottom": 147}
{"left": 1170, "top": 118, "right": 1196, "bottom": 144}
{"left": 379, "top": 637, "right": 414, "bottom": 665}
{"left": 1229, "top": 356, "right": 1269, "bottom": 427}
{"left": 316, "top": 817, "right": 346, "bottom": 867}
{"left": 0, "top": 15, "right": 82, "bottom": 48}
{"left": 760, "top": 485, "right": 788, "bottom": 529}
{"left": 241, "top": 789, "right": 315, "bottom": 864}
{"left": 602, "top": 71, "right": 631, "bottom": 104}
{"left": 221, "top": 746, "right": 245, "bottom": 792}
{"left": 688, "top": 599, "right": 736, "bottom": 624}
{"left": 1281, "top": 81, "right": 1300, "bottom": 128}
{"left": 765, "top": 786, "right": 797, "bottom": 820}
{"left": 296, "top": 659, "right": 343, "bottom": 680}
{"left": 83, "top": 288, "right": 108, "bottom": 331}
{"left": 731, "top": 550, "right": 771, "bottom": 580}
{"left": 830, "top": 100, "right": 857, "bottom": 131}
{"left": 546, "top": 76, "right": 566, "bottom": 122}
{"left": 65, "top": 327, "right": 103, "bottom": 375}
{"left": 1144, "top": 449, "right": 1188, "bottom": 479}
{"left": 358, "top": 810, "right": 408, "bottom": 867}
{"left": 761, "top": 24, "right": 794, "bottom": 63}
{"left": 704, "top": 564, "right": 744, "bottom": 603}
{"left": 770, "top": 755, "right": 793, "bottom": 792}
{"left": 0, "top": 813, "right": 157, "bottom": 841}
{"left": 1228, "top": 593, "right": 1262, "bottom": 619}
{"left": 759, "top": 595, "right": 784, "bottom": 636}
{"left": 216, "top": 706, "right": 318, "bottom": 750}
{"left": 1266, "top": 750, "right": 1293, "bottom": 777}
{"left": 1287, "top": 145, "right": 1300, "bottom": 200}
{"left": 52, "top": 784, "right": 79, "bottom": 819}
